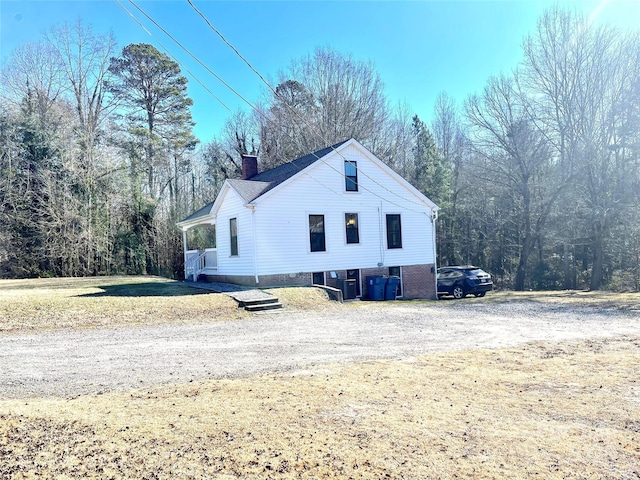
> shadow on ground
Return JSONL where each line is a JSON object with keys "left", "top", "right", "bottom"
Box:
{"left": 78, "top": 282, "right": 210, "bottom": 298}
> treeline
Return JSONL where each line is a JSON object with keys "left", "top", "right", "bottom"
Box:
{"left": 1, "top": 7, "right": 638, "bottom": 290}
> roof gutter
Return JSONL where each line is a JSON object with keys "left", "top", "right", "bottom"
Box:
{"left": 177, "top": 215, "right": 216, "bottom": 232}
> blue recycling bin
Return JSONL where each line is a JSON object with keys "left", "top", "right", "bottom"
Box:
{"left": 366, "top": 276, "right": 386, "bottom": 301}
{"left": 385, "top": 276, "right": 400, "bottom": 300}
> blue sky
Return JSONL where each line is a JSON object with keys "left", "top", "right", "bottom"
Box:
{"left": 2, "top": 0, "right": 639, "bottom": 144}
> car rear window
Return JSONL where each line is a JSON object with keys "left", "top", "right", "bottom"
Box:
{"left": 467, "top": 269, "right": 486, "bottom": 276}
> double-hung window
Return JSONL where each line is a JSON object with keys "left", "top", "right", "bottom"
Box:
{"left": 345, "top": 161, "right": 358, "bottom": 192}
{"left": 309, "top": 215, "right": 326, "bottom": 252}
{"left": 345, "top": 213, "right": 359, "bottom": 244}
{"left": 386, "top": 214, "right": 402, "bottom": 249}
{"left": 229, "top": 218, "right": 238, "bottom": 256}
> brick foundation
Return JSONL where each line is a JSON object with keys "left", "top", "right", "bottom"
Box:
{"left": 399, "top": 264, "right": 436, "bottom": 299}
{"left": 203, "top": 272, "right": 312, "bottom": 288}
{"left": 204, "top": 264, "right": 436, "bottom": 300}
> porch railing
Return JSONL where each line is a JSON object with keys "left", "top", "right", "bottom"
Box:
{"left": 185, "top": 248, "right": 217, "bottom": 281}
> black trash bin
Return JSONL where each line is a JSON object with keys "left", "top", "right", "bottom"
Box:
{"left": 385, "top": 276, "right": 400, "bottom": 300}
{"left": 366, "top": 276, "right": 386, "bottom": 301}
{"left": 338, "top": 278, "right": 357, "bottom": 300}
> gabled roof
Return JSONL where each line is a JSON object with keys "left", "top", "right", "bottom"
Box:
{"left": 178, "top": 137, "right": 438, "bottom": 228}
{"left": 227, "top": 140, "right": 349, "bottom": 203}
{"left": 226, "top": 179, "right": 272, "bottom": 203}
{"left": 178, "top": 141, "right": 348, "bottom": 225}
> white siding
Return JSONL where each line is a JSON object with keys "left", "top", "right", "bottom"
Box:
{"left": 251, "top": 144, "right": 436, "bottom": 276}
{"left": 215, "top": 188, "right": 255, "bottom": 276}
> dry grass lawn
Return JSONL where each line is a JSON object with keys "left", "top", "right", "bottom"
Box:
{"left": 1, "top": 336, "right": 639, "bottom": 479}
{"left": 0, "top": 276, "right": 335, "bottom": 333}
{"left": 485, "top": 289, "right": 640, "bottom": 311}
{"left": 1, "top": 278, "right": 639, "bottom": 478}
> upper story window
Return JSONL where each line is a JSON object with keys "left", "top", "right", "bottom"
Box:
{"left": 386, "top": 214, "right": 402, "bottom": 249}
{"left": 345, "top": 213, "right": 360, "bottom": 244}
{"left": 309, "top": 215, "right": 326, "bottom": 252}
{"left": 345, "top": 161, "right": 358, "bottom": 191}
{"left": 229, "top": 218, "right": 238, "bottom": 256}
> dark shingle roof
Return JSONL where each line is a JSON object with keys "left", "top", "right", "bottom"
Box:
{"left": 229, "top": 140, "right": 348, "bottom": 203}
{"left": 179, "top": 201, "right": 214, "bottom": 224}
{"left": 179, "top": 140, "right": 349, "bottom": 222}
{"left": 226, "top": 180, "right": 272, "bottom": 203}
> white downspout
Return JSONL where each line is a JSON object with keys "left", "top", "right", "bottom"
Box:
{"left": 431, "top": 209, "right": 439, "bottom": 300}
{"left": 246, "top": 204, "right": 259, "bottom": 285}
{"left": 378, "top": 203, "right": 384, "bottom": 266}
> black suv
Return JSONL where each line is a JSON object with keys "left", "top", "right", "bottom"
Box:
{"left": 437, "top": 266, "right": 493, "bottom": 299}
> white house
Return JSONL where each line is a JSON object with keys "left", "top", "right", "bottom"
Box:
{"left": 177, "top": 139, "right": 439, "bottom": 299}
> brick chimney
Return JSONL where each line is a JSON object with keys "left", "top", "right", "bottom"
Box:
{"left": 241, "top": 154, "right": 258, "bottom": 180}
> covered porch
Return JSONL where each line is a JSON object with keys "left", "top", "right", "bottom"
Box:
{"left": 177, "top": 202, "right": 217, "bottom": 281}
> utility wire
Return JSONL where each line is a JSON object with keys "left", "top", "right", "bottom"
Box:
{"left": 127, "top": 0, "right": 257, "bottom": 114}
{"left": 187, "top": 0, "right": 437, "bottom": 212}
{"left": 186, "top": 0, "right": 276, "bottom": 98}
{"left": 117, "top": 0, "right": 354, "bottom": 203}
{"left": 115, "top": 0, "right": 231, "bottom": 113}
{"left": 122, "top": 0, "right": 433, "bottom": 214}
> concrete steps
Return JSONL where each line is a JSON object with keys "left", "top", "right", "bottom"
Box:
{"left": 183, "top": 281, "right": 283, "bottom": 313}
{"left": 240, "top": 297, "right": 283, "bottom": 312}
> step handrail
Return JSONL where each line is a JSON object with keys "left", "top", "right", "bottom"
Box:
{"left": 185, "top": 250, "right": 206, "bottom": 281}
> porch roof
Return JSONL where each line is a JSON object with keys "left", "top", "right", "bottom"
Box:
{"left": 178, "top": 201, "right": 214, "bottom": 226}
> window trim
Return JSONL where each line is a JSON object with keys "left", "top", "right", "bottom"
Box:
{"left": 388, "top": 266, "right": 403, "bottom": 298}
{"left": 309, "top": 214, "right": 326, "bottom": 252}
{"left": 347, "top": 268, "right": 362, "bottom": 297}
{"left": 229, "top": 217, "right": 238, "bottom": 256}
{"left": 345, "top": 212, "right": 360, "bottom": 245}
{"left": 344, "top": 160, "right": 358, "bottom": 192}
{"left": 386, "top": 214, "right": 402, "bottom": 249}
{"left": 312, "top": 271, "right": 326, "bottom": 285}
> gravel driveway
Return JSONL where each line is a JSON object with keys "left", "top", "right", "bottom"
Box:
{"left": 1, "top": 301, "right": 638, "bottom": 399}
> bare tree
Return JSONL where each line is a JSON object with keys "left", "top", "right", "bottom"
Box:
{"left": 375, "top": 102, "right": 415, "bottom": 176}
{"left": 46, "top": 19, "right": 117, "bottom": 158}
{"left": 431, "top": 92, "right": 470, "bottom": 265}
{"left": 258, "top": 46, "right": 390, "bottom": 166}
{"left": 0, "top": 41, "right": 64, "bottom": 129}
{"left": 465, "top": 74, "right": 558, "bottom": 290}
{"left": 522, "top": 7, "right": 640, "bottom": 289}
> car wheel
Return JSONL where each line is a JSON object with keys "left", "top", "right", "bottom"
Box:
{"left": 452, "top": 285, "right": 465, "bottom": 299}
{"left": 474, "top": 292, "right": 486, "bottom": 298}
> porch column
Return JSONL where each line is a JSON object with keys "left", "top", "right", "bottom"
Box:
{"left": 182, "top": 228, "right": 188, "bottom": 279}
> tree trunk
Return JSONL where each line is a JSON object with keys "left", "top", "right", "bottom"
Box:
{"left": 563, "top": 242, "right": 571, "bottom": 289}
{"left": 590, "top": 222, "right": 605, "bottom": 290}
{"left": 514, "top": 234, "right": 534, "bottom": 291}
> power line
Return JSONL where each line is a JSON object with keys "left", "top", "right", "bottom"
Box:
{"left": 116, "top": 0, "right": 360, "bottom": 204}
{"left": 127, "top": 0, "right": 257, "bottom": 114}
{"left": 186, "top": 0, "right": 436, "bottom": 212}
{"left": 121, "top": 0, "right": 434, "bottom": 214}
{"left": 186, "top": 0, "right": 276, "bottom": 99}
{"left": 115, "top": 0, "right": 231, "bottom": 113}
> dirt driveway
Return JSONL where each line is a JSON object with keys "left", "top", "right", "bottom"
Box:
{"left": 1, "top": 301, "right": 638, "bottom": 399}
